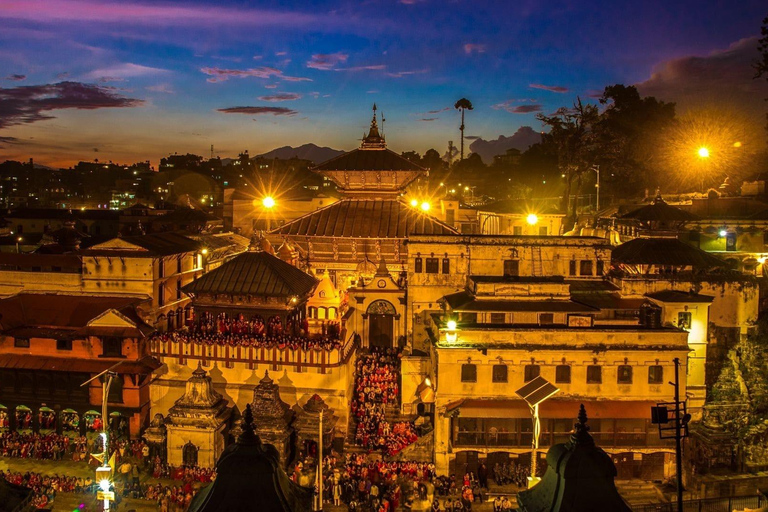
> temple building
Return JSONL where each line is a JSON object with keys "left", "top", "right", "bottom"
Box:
{"left": 250, "top": 370, "right": 294, "bottom": 467}
{"left": 268, "top": 105, "right": 457, "bottom": 350}
{"left": 165, "top": 364, "right": 232, "bottom": 468}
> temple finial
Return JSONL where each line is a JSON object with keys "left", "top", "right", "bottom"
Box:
{"left": 238, "top": 403, "right": 259, "bottom": 444}
{"left": 361, "top": 104, "right": 385, "bottom": 149}
{"left": 571, "top": 403, "right": 594, "bottom": 445}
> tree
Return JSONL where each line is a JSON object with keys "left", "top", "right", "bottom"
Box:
{"left": 400, "top": 151, "right": 422, "bottom": 166}
{"left": 536, "top": 98, "right": 600, "bottom": 220}
{"left": 595, "top": 84, "right": 676, "bottom": 197}
{"left": 422, "top": 149, "right": 443, "bottom": 172}
{"left": 754, "top": 15, "right": 768, "bottom": 136}
{"left": 454, "top": 98, "right": 473, "bottom": 161}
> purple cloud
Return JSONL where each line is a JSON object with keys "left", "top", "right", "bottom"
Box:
{"left": 5, "top": 74, "right": 26, "bottom": 81}
{"left": 0, "top": 136, "right": 19, "bottom": 146}
{"left": 85, "top": 63, "right": 169, "bottom": 81}
{"left": 0, "top": 81, "right": 144, "bottom": 129}
{"left": 257, "top": 92, "right": 301, "bottom": 102}
{"left": 464, "top": 44, "right": 486, "bottom": 55}
{"left": 338, "top": 65, "right": 386, "bottom": 72}
{"left": 492, "top": 100, "right": 543, "bottom": 113}
{"left": 529, "top": 83, "right": 569, "bottom": 93}
{"left": 264, "top": 84, "right": 278, "bottom": 89}
{"left": 146, "top": 84, "right": 174, "bottom": 93}
{"left": 306, "top": 53, "right": 349, "bottom": 70}
{"left": 387, "top": 68, "right": 428, "bottom": 78}
{"left": 217, "top": 106, "right": 297, "bottom": 116}
{"left": 201, "top": 66, "right": 311, "bottom": 83}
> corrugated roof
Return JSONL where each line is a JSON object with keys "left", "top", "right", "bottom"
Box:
{"left": 646, "top": 290, "right": 715, "bottom": 303}
{"left": 85, "top": 232, "right": 202, "bottom": 256}
{"left": 271, "top": 199, "right": 458, "bottom": 238}
{"left": 611, "top": 238, "right": 726, "bottom": 267}
{"left": 183, "top": 251, "right": 317, "bottom": 297}
{"left": 0, "top": 252, "right": 82, "bottom": 271}
{"left": 313, "top": 148, "right": 425, "bottom": 172}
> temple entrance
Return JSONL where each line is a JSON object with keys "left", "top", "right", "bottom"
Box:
{"left": 367, "top": 300, "right": 396, "bottom": 349}
{"left": 183, "top": 442, "right": 198, "bottom": 466}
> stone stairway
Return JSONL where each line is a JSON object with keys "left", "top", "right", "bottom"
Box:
{"left": 393, "top": 430, "right": 434, "bottom": 462}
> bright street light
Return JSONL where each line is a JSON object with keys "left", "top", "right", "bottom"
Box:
{"left": 697, "top": 147, "right": 710, "bottom": 158}
{"left": 526, "top": 214, "right": 538, "bottom": 225}
{"left": 420, "top": 202, "right": 431, "bottom": 212}
{"left": 446, "top": 320, "right": 457, "bottom": 330}
{"left": 410, "top": 198, "right": 419, "bottom": 207}
{"left": 262, "top": 196, "right": 276, "bottom": 209}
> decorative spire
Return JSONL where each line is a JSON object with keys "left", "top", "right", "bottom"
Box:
{"left": 571, "top": 403, "right": 595, "bottom": 446}
{"left": 260, "top": 370, "right": 272, "bottom": 384}
{"left": 238, "top": 404, "right": 260, "bottom": 445}
{"left": 361, "top": 103, "right": 386, "bottom": 149}
{"left": 375, "top": 257, "right": 390, "bottom": 278}
{"left": 193, "top": 361, "right": 206, "bottom": 377}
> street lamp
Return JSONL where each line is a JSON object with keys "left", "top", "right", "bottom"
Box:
{"left": 261, "top": 196, "right": 276, "bottom": 231}
{"left": 526, "top": 214, "right": 538, "bottom": 226}
{"left": 410, "top": 199, "right": 419, "bottom": 208}
{"left": 516, "top": 376, "right": 560, "bottom": 488}
{"left": 420, "top": 202, "right": 431, "bottom": 212}
{"left": 697, "top": 147, "right": 710, "bottom": 158}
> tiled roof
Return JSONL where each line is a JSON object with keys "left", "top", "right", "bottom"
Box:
{"left": 183, "top": 251, "right": 317, "bottom": 297}
{"left": 442, "top": 291, "right": 597, "bottom": 312}
{"left": 313, "top": 148, "right": 425, "bottom": 172}
{"left": 0, "top": 354, "right": 162, "bottom": 374}
{"left": 84, "top": 232, "right": 202, "bottom": 256}
{"left": 611, "top": 238, "right": 726, "bottom": 267}
{"left": 271, "top": 199, "right": 458, "bottom": 238}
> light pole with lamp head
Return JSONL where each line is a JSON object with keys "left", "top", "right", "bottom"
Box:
{"left": 516, "top": 375, "right": 560, "bottom": 488}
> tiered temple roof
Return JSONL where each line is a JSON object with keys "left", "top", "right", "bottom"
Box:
{"left": 167, "top": 364, "right": 231, "bottom": 429}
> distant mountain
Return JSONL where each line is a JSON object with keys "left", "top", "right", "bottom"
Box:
{"left": 469, "top": 126, "right": 542, "bottom": 164}
{"left": 259, "top": 143, "right": 345, "bottom": 164}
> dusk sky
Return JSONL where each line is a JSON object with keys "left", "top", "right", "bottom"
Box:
{"left": 0, "top": 0, "right": 766, "bottom": 168}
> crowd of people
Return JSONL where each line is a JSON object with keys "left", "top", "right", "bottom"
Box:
{"left": 0, "top": 431, "right": 73, "bottom": 460}
{"left": 1, "top": 469, "right": 90, "bottom": 509}
{"left": 351, "top": 348, "right": 419, "bottom": 456}
{"left": 493, "top": 460, "right": 540, "bottom": 488}
{"left": 151, "top": 312, "right": 342, "bottom": 352}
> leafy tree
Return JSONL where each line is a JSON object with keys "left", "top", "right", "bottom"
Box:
{"left": 422, "top": 149, "right": 444, "bottom": 172}
{"left": 595, "top": 85, "right": 676, "bottom": 196}
{"left": 454, "top": 98, "right": 473, "bottom": 161}
{"left": 401, "top": 151, "right": 422, "bottom": 166}
{"left": 536, "top": 98, "right": 600, "bottom": 219}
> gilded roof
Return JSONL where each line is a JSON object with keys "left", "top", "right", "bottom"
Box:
{"left": 271, "top": 199, "right": 458, "bottom": 238}
{"left": 183, "top": 251, "right": 317, "bottom": 297}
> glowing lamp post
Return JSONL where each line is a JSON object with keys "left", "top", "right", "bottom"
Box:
{"left": 420, "top": 201, "right": 431, "bottom": 212}
{"left": 526, "top": 214, "right": 538, "bottom": 226}
{"left": 697, "top": 147, "right": 710, "bottom": 158}
{"left": 516, "top": 376, "right": 560, "bottom": 488}
{"left": 410, "top": 199, "right": 419, "bottom": 208}
{"left": 445, "top": 319, "right": 458, "bottom": 344}
{"left": 261, "top": 196, "right": 276, "bottom": 231}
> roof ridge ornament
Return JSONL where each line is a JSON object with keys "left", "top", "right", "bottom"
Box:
{"left": 571, "top": 403, "right": 595, "bottom": 446}
{"left": 361, "top": 103, "right": 386, "bottom": 150}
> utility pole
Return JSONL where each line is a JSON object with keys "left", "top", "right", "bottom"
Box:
{"left": 673, "top": 357, "right": 684, "bottom": 512}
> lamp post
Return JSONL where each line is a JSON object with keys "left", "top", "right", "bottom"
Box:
{"left": 314, "top": 408, "right": 324, "bottom": 511}
{"left": 262, "top": 196, "right": 276, "bottom": 232}
{"left": 81, "top": 361, "right": 124, "bottom": 511}
{"left": 516, "top": 376, "right": 560, "bottom": 488}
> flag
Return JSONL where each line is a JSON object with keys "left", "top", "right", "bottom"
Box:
{"left": 108, "top": 451, "right": 117, "bottom": 476}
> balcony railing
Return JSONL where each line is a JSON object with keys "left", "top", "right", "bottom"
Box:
{"left": 453, "top": 431, "right": 673, "bottom": 449}
{"left": 150, "top": 331, "right": 358, "bottom": 372}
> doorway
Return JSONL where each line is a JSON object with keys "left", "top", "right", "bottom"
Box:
{"left": 367, "top": 300, "right": 397, "bottom": 349}
{"left": 183, "top": 442, "right": 198, "bottom": 466}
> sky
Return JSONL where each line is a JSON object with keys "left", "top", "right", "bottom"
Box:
{"left": 0, "top": 0, "right": 766, "bottom": 168}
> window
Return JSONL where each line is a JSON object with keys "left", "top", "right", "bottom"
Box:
{"left": 648, "top": 365, "right": 664, "bottom": 384}
{"left": 442, "top": 258, "right": 450, "bottom": 274}
{"left": 678, "top": 312, "right": 692, "bottom": 330}
{"left": 446, "top": 209, "right": 455, "bottom": 225}
{"left": 555, "top": 365, "right": 571, "bottom": 383}
{"left": 617, "top": 365, "right": 633, "bottom": 384}
{"left": 580, "top": 260, "right": 593, "bottom": 276}
{"left": 425, "top": 257, "right": 440, "bottom": 274}
{"left": 539, "top": 313, "right": 554, "bottom": 325}
{"left": 492, "top": 365, "right": 508, "bottom": 383}
{"left": 596, "top": 260, "right": 605, "bottom": 275}
{"left": 503, "top": 259, "right": 519, "bottom": 277}
{"left": 539, "top": 226, "right": 548, "bottom": 236}
{"left": 587, "top": 365, "right": 602, "bottom": 384}
{"left": 726, "top": 233, "right": 737, "bottom": 251}
{"left": 14, "top": 338, "right": 29, "bottom": 348}
{"left": 569, "top": 260, "right": 577, "bottom": 276}
{"left": 461, "top": 364, "right": 477, "bottom": 383}
{"left": 513, "top": 226, "right": 522, "bottom": 235}
{"left": 56, "top": 339, "right": 72, "bottom": 351}
{"left": 414, "top": 257, "right": 423, "bottom": 273}
{"left": 102, "top": 337, "right": 123, "bottom": 357}
{"left": 524, "top": 364, "right": 540, "bottom": 382}
{"left": 490, "top": 313, "right": 506, "bottom": 324}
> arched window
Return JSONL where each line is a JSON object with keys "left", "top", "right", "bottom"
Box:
{"left": 328, "top": 307, "right": 337, "bottom": 320}
{"left": 318, "top": 307, "right": 327, "bottom": 320}
{"left": 308, "top": 307, "right": 316, "bottom": 319}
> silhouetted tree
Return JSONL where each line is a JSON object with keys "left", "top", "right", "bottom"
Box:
{"left": 454, "top": 98, "right": 473, "bottom": 161}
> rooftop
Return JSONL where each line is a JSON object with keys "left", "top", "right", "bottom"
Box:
{"left": 183, "top": 250, "right": 317, "bottom": 298}
{"left": 611, "top": 238, "right": 726, "bottom": 267}
{"left": 270, "top": 199, "right": 458, "bottom": 238}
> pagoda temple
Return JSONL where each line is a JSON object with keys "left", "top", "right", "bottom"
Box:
{"left": 251, "top": 370, "right": 294, "bottom": 467}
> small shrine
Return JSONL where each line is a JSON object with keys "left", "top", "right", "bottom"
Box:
{"left": 142, "top": 413, "right": 168, "bottom": 462}
{"left": 188, "top": 404, "right": 313, "bottom": 512}
{"left": 166, "top": 364, "right": 232, "bottom": 468}
{"left": 349, "top": 258, "right": 406, "bottom": 350}
{"left": 291, "top": 394, "right": 338, "bottom": 460}
{"left": 251, "top": 370, "right": 294, "bottom": 467}
{"left": 517, "top": 404, "right": 631, "bottom": 512}
{"left": 306, "top": 270, "right": 343, "bottom": 335}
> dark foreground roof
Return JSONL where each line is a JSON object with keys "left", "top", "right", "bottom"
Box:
{"left": 620, "top": 198, "right": 698, "bottom": 222}
{"left": 271, "top": 199, "right": 458, "bottom": 238}
{"left": 188, "top": 405, "right": 313, "bottom": 512}
{"left": 611, "top": 238, "right": 726, "bottom": 268}
{"left": 183, "top": 251, "right": 317, "bottom": 297}
{"left": 0, "top": 477, "right": 33, "bottom": 512}
{"left": 313, "top": 148, "right": 425, "bottom": 172}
